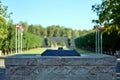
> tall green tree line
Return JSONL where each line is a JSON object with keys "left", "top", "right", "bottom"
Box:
{"left": 0, "top": 19, "right": 43, "bottom": 54}
{"left": 26, "top": 24, "right": 82, "bottom": 38}
{"left": 75, "top": 30, "right": 95, "bottom": 52}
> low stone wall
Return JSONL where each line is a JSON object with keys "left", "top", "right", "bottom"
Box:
{"left": 5, "top": 54, "right": 116, "bottom": 80}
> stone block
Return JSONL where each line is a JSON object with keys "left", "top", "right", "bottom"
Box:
{"left": 5, "top": 54, "right": 116, "bottom": 80}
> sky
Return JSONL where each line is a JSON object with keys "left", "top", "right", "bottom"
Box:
{"left": 2, "top": 0, "right": 101, "bottom": 30}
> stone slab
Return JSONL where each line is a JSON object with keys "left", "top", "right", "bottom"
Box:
{"left": 5, "top": 54, "right": 117, "bottom": 80}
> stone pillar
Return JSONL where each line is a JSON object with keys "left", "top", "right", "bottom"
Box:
{"left": 51, "top": 41, "right": 54, "bottom": 48}
{"left": 66, "top": 40, "right": 69, "bottom": 48}
{"left": 71, "top": 36, "right": 75, "bottom": 49}
{"left": 41, "top": 37, "right": 46, "bottom": 47}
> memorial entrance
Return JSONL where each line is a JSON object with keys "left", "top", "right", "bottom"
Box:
{"left": 49, "top": 37, "right": 69, "bottom": 48}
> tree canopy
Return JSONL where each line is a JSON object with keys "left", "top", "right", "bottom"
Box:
{"left": 91, "top": 0, "right": 120, "bottom": 54}
{"left": 92, "top": 0, "right": 120, "bottom": 26}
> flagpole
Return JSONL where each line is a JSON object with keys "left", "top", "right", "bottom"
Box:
{"left": 18, "top": 30, "right": 19, "bottom": 53}
{"left": 101, "top": 32, "right": 102, "bottom": 54}
{"left": 21, "top": 33, "right": 22, "bottom": 53}
{"left": 16, "top": 27, "right": 17, "bottom": 54}
{"left": 96, "top": 28, "right": 98, "bottom": 54}
{"left": 98, "top": 29, "right": 100, "bottom": 54}
{"left": 100, "top": 25, "right": 104, "bottom": 54}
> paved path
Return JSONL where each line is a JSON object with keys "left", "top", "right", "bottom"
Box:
{"left": 0, "top": 57, "right": 120, "bottom": 80}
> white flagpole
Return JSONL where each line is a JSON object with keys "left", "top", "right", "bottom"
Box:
{"left": 96, "top": 28, "right": 98, "bottom": 54}
{"left": 16, "top": 27, "right": 17, "bottom": 54}
{"left": 101, "top": 32, "right": 102, "bottom": 54}
{"left": 21, "top": 33, "right": 23, "bottom": 53}
{"left": 18, "top": 30, "right": 20, "bottom": 53}
{"left": 100, "top": 25, "right": 104, "bottom": 54}
{"left": 98, "top": 29, "right": 100, "bottom": 54}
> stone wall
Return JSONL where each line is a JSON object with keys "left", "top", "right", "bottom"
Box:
{"left": 5, "top": 54, "right": 116, "bottom": 80}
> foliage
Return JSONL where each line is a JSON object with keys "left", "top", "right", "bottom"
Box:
{"left": 0, "top": 16, "right": 8, "bottom": 50}
{"left": 0, "top": 20, "right": 43, "bottom": 54}
{"left": 0, "top": 1, "right": 12, "bottom": 18}
{"left": 102, "top": 25, "right": 120, "bottom": 54}
{"left": 75, "top": 30, "right": 95, "bottom": 52}
{"left": 92, "top": 0, "right": 120, "bottom": 26}
{"left": 75, "top": 24, "right": 120, "bottom": 55}
{"left": 0, "top": 16, "right": 7, "bottom": 39}
{"left": 27, "top": 24, "right": 84, "bottom": 39}
{"left": 22, "top": 32, "right": 42, "bottom": 50}
{"left": 92, "top": 0, "right": 120, "bottom": 54}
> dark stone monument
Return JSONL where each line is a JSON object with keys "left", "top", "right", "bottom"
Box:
{"left": 41, "top": 48, "right": 80, "bottom": 56}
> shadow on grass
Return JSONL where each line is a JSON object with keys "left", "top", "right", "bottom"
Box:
{"left": 75, "top": 48, "right": 95, "bottom": 54}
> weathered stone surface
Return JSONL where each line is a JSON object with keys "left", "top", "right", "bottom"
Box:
{"left": 5, "top": 54, "right": 116, "bottom": 80}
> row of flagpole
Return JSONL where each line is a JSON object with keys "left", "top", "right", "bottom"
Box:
{"left": 15, "top": 23, "right": 103, "bottom": 54}
{"left": 15, "top": 24, "right": 24, "bottom": 54}
{"left": 96, "top": 25, "right": 104, "bottom": 54}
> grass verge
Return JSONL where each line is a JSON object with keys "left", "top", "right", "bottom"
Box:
{"left": 75, "top": 48, "right": 95, "bottom": 54}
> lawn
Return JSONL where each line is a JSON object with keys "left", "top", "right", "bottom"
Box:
{"left": 6, "top": 47, "right": 94, "bottom": 56}
{"left": 21, "top": 47, "right": 94, "bottom": 54}
{"left": 21, "top": 48, "right": 47, "bottom": 54}
{"left": 75, "top": 48, "right": 95, "bottom": 54}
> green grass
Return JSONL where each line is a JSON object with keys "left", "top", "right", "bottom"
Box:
{"left": 21, "top": 48, "right": 47, "bottom": 54}
{"left": 6, "top": 48, "right": 47, "bottom": 56}
{"left": 21, "top": 48, "right": 94, "bottom": 54}
{"left": 6, "top": 47, "right": 94, "bottom": 57}
{"left": 75, "top": 48, "right": 95, "bottom": 54}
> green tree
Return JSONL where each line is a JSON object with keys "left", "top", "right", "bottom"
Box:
{"left": 0, "top": 16, "right": 8, "bottom": 50}
{"left": 19, "top": 21, "right": 29, "bottom": 32}
{"left": 47, "top": 25, "right": 56, "bottom": 37}
{"left": 92, "top": 0, "right": 120, "bottom": 26}
{"left": 92, "top": 0, "right": 120, "bottom": 54}
{"left": 75, "top": 30, "right": 95, "bottom": 51}
{"left": 0, "top": 16, "right": 8, "bottom": 39}
{"left": 22, "top": 32, "right": 42, "bottom": 50}
{"left": 0, "top": 1, "right": 12, "bottom": 18}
